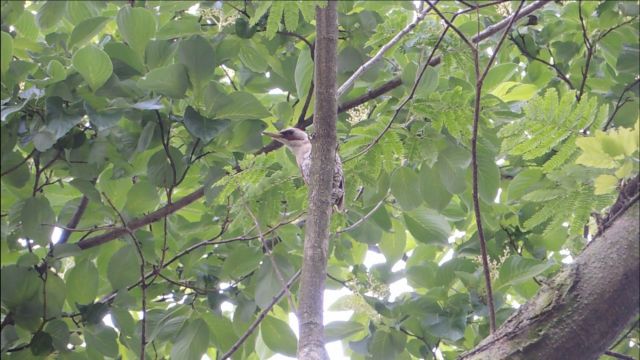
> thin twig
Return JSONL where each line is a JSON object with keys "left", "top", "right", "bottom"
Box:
{"left": 220, "top": 65, "right": 238, "bottom": 91}
{"left": 576, "top": 1, "right": 593, "bottom": 102}
{"left": 603, "top": 351, "right": 636, "bottom": 360}
{"left": 103, "top": 193, "right": 147, "bottom": 359}
{"left": 0, "top": 149, "right": 35, "bottom": 177}
{"left": 345, "top": 9, "right": 452, "bottom": 162}
{"left": 219, "top": 270, "right": 301, "bottom": 360}
{"left": 336, "top": 194, "right": 389, "bottom": 234}
{"left": 278, "top": 31, "right": 315, "bottom": 56}
{"left": 470, "top": 0, "right": 525, "bottom": 334}
{"left": 603, "top": 78, "right": 640, "bottom": 131}
{"left": 244, "top": 203, "right": 298, "bottom": 314}
{"left": 337, "top": 1, "right": 436, "bottom": 97}
{"left": 428, "top": 1, "right": 475, "bottom": 50}
{"left": 154, "top": 110, "right": 178, "bottom": 185}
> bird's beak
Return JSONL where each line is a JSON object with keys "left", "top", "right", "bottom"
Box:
{"left": 262, "top": 131, "right": 283, "bottom": 139}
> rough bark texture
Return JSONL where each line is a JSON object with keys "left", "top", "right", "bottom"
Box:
{"left": 297, "top": 3, "right": 337, "bottom": 360}
{"left": 460, "top": 201, "right": 640, "bottom": 360}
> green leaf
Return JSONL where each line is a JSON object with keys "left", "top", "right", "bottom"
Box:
{"left": 136, "top": 120, "right": 156, "bottom": 152}
{"left": 419, "top": 162, "right": 452, "bottom": 210}
{"left": 36, "top": 1, "right": 67, "bottom": 30}
{"left": 369, "top": 330, "right": 406, "bottom": 360}
{"left": 575, "top": 136, "right": 616, "bottom": 168}
{"left": 239, "top": 43, "right": 269, "bottom": 73}
{"left": 507, "top": 168, "right": 543, "bottom": 202}
{"left": 379, "top": 220, "right": 406, "bottom": 264}
{"left": 477, "top": 143, "right": 500, "bottom": 203}
{"left": 69, "top": 179, "right": 102, "bottom": 204}
{"left": 221, "top": 246, "right": 263, "bottom": 280}
{"left": 324, "top": 321, "right": 365, "bottom": 342}
{"left": 43, "top": 271, "right": 66, "bottom": 317}
{"left": 31, "top": 330, "right": 54, "bottom": 356}
{"left": 68, "top": 16, "right": 110, "bottom": 49}
{"left": 404, "top": 207, "right": 451, "bottom": 245}
{"left": 183, "top": 106, "right": 231, "bottom": 143}
{"left": 594, "top": 174, "right": 618, "bottom": 195}
{"left": 0, "top": 265, "right": 41, "bottom": 309}
{"left": 496, "top": 256, "right": 555, "bottom": 289}
{"left": 124, "top": 180, "right": 159, "bottom": 213}
{"left": 295, "top": 48, "right": 313, "bottom": 99}
{"left": 483, "top": 63, "right": 518, "bottom": 91}
{"left": 491, "top": 82, "right": 538, "bottom": 102}
{"left": 177, "top": 35, "right": 216, "bottom": 83}
{"left": 146, "top": 147, "right": 186, "bottom": 188}
{"left": 44, "top": 319, "right": 70, "bottom": 352}
{"left": 1, "top": 31, "right": 12, "bottom": 76}
{"left": 116, "top": 7, "right": 156, "bottom": 54}
{"left": 72, "top": 45, "right": 113, "bottom": 91}
{"left": 171, "top": 319, "right": 210, "bottom": 360}
{"left": 137, "top": 63, "right": 189, "bottom": 98}
{"left": 266, "top": 1, "right": 284, "bottom": 39}
{"left": 214, "top": 92, "right": 271, "bottom": 120}
{"left": 261, "top": 316, "right": 297, "bottom": 357}
{"left": 22, "top": 196, "right": 55, "bottom": 246}
{"left": 107, "top": 245, "right": 140, "bottom": 290}
{"left": 156, "top": 18, "right": 202, "bottom": 40}
{"left": 65, "top": 260, "right": 99, "bottom": 308}
{"left": 84, "top": 325, "right": 119, "bottom": 358}
{"left": 103, "top": 42, "right": 145, "bottom": 74}
{"left": 283, "top": 6, "right": 299, "bottom": 32}
{"left": 390, "top": 167, "right": 422, "bottom": 210}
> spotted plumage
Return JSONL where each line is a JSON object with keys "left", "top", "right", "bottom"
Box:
{"left": 263, "top": 128, "right": 345, "bottom": 212}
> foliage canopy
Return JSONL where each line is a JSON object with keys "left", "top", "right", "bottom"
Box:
{"left": 0, "top": 1, "right": 638, "bottom": 359}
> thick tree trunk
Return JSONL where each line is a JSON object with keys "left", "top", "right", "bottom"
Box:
{"left": 297, "top": 3, "right": 337, "bottom": 360}
{"left": 460, "top": 200, "right": 639, "bottom": 360}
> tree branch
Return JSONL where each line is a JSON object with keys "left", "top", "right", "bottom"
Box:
{"left": 471, "top": 0, "right": 526, "bottom": 334}
{"left": 337, "top": 1, "right": 436, "bottom": 97}
{"left": 219, "top": 270, "right": 301, "bottom": 360}
{"left": 603, "top": 78, "right": 640, "bottom": 131}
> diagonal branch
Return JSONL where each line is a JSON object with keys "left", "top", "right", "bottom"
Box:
{"left": 337, "top": 1, "right": 437, "bottom": 97}
{"left": 603, "top": 78, "right": 640, "bottom": 131}
{"left": 219, "top": 270, "right": 301, "bottom": 360}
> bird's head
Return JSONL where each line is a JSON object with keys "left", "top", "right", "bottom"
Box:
{"left": 262, "top": 127, "right": 309, "bottom": 150}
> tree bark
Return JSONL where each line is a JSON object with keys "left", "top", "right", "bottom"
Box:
{"left": 297, "top": 3, "right": 337, "bottom": 360}
{"left": 460, "top": 200, "right": 640, "bottom": 360}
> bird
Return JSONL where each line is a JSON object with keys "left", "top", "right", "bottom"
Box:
{"left": 263, "top": 127, "right": 345, "bottom": 212}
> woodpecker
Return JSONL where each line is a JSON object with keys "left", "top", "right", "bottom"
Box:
{"left": 263, "top": 127, "right": 345, "bottom": 212}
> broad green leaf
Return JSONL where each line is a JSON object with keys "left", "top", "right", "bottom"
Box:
{"left": 171, "top": 319, "right": 210, "bottom": 360}
{"left": 507, "top": 168, "right": 543, "bottom": 201}
{"left": 491, "top": 82, "right": 538, "bottom": 102}
{"left": 423, "top": 313, "right": 466, "bottom": 341}
{"left": 183, "top": 106, "right": 231, "bottom": 143}
{"left": 239, "top": 43, "right": 269, "bottom": 73}
{"left": 261, "top": 316, "right": 297, "bottom": 357}
{"left": 65, "top": 260, "right": 99, "bottom": 308}
{"left": 156, "top": 18, "right": 202, "bottom": 40}
{"left": 266, "top": 1, "right": 284, "bottom": 39}
{"left": 136, "top": 120, "right": 156, "bottom": 152}
{"left": 66, "top": 1, "right": 99, "bottom": 24}
{"left": 390, "top": 167, "right": 422, "bottom": 210}
{"left": 221, "top": 246, "right": 263, "bottom": 280}
{"left": 483, "top": 63, "right": 518, "bottom": 91}
{"left": 214, "top": 92, "right": 271, "bottom": 120}
{"left": 177, "top": 35, "right": 216, "bottom": 83}
{"left": 0, "top": 265, "right": 41, "bottom": 309}
{"left": 1, "top": 31, "right": 12, "bottom": 76}
{"left": 146, "top": 147, "right": 186, "bottom": 188}
{"left": 575, "top": 136, "right": 616, "bottom": 168}
{"left": 1, "top": 151, "right": 30, "bottom": 188}
{"left": 31, "top": 330, "right": 54, "bottom": 356}
{"left": 496, "top": 256, "right": 555, "bottom": 289}
{"left": 594, "top": 174, "right": 618, "bottom": 195}
{"left": 69, "top": 179, "right": 102, "bottom": 204}
{"left": 124, "top": 180, "right": 159, "bottom": 214}
{"left": 369, "top": 330, "right": 406, "bottom": 360}
{"left": 283, "top": 6, "right": 299, "bottom": 32}
{"left": 46, "top": 59, "right": 66, "bottom": 83}
{"left": 103, "top": 42, "right": 145, "bottom": 74}
{"left": 295, "top": 49, "right": 313, "bottom": 99}
{"left": 420, "top": 162, "right": 452, "bottom": 210}
{"left": 72, "top": 46, "right": 113, "bottom": 91}
{"left": 379, "top": 220, "right": 406, "bottom": 264}
{"left": 137, "top": 63, "right": 189, "bottom": 98}
{"left": 36, "top": 1, "right": 67, "bottom": 30}
{"left": 404, "top": 207, "right": 451, "bottom": 245}
{"left": 44, "top": 320, "right": 70, "bottom": 352}
{"left": 325, "top": 321, "right": 365, "bottom": 342}
{"left": 116, "top": 7, "right": 156, "bottom": 54}
{"left": 84, "top": 325, "right": 119, "bottom": 358}
{"left": 107, "top": 245, "right": 140, "bottom": 290}
{"left": 477, "top": 143, "right": 500, "bottom": 203}
{"left": 68, "top": 16, "right": 110, "bottom": 49}
{"left": 43, "top": 271, "right": 66, "bottom": 318}
{"left": 22, "top": 196, "right": 55, "bottom": 246}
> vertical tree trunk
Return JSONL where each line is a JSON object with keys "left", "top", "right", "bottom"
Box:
{"left": 297, "top": 2, "right": 338, "bottom": 360}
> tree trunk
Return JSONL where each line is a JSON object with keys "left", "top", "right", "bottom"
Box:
{"left": 297, "top": 3, "right": 338, "bottom": 360}
{"left": 460, "top": 201, "right": 640, "bottom": 360}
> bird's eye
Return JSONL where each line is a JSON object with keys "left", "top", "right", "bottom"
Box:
{"left": 282, "top": 130, "right": 292, "bottom": 136}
